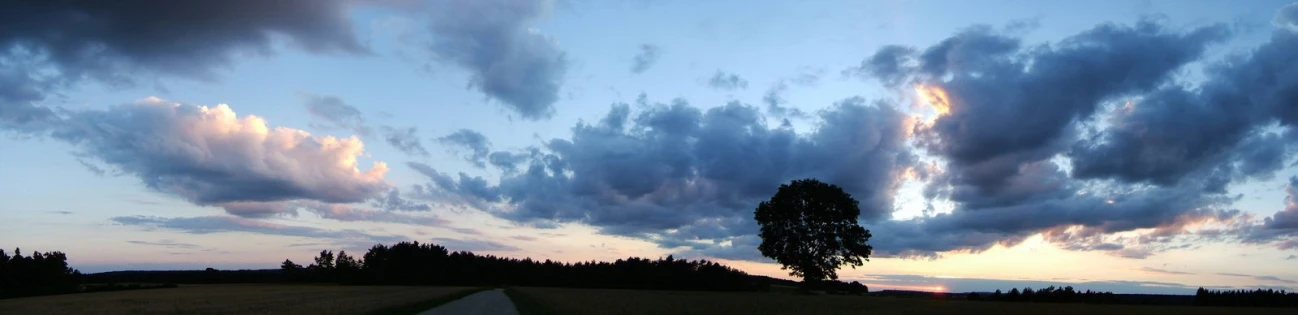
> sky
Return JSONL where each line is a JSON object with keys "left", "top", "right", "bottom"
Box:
{"left": 2, "top": 0, "right": 1298, "bottom": 294}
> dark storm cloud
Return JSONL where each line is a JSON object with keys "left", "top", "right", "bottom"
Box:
{"left": 406, "top": 161, "right": 502, "bottom": 211}
{"left": 382, "top": 126, "right": 431, "bottom": 157}
{"left": 0, "top": 64, "right": 59, "bottom": 134}
{"left": 438, "top": 129, "right": 492, "bottom": 168}
{"left": 835, "top": 19, "right": 1259, "bottom": 257}
{"left": 630, "top": 44, "right": 662, "bottom": 74}
{"left": 0, "top": 0, "right": 363, "bottom": 128}
{"left": 0, "top": 0, "right": 362, "bottom": 78}
{"left": 0, "top": 0, "right": 375, "bottom": 145}
{"left": 1052, "top": 14, "right": 1298, "bottom": 253}
{"left": 488, "top": 151, "right": 532, "bottom": 173}
{"left": 909, "top": 22, "right": 1227, "bottom": 203}
{"left": 707, "top": 71, "right": 748, "bottom": 90}
{"left": 413, "top": 15, "right": 1298, "bottom": 260}
{"left": 1070, "top": 25, "right": 1298, "bottom": 188}
{"left": 414, "top": 95, "right": 913, "bottom": 255}
{"left": 304, "top": 95, "right": 372, "bottom": 137}
{"left": 52, "top": 98, "right": 390, "bottom": 217}
{"left": 423, "top": 0, "right": 567, "bottom": 119}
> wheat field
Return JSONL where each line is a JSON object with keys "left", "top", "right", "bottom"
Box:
{"left": 0, "top": 284, "right": 473, "bottom": 315}
{"left": 510, "top": 287, "right": 1295, "bottom": 315}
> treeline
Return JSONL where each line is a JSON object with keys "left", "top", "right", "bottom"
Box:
{"left": 86, "top": 268, "right": 281, "bottom": 284}
{"left": 0, "top": 248, "right": 83, "bottom": 299}
{"left": 77, "top": 241, "right": 857, "bottom": 293}
{"left": 280, "top": 241, "right": 760, "bottom": 291}
{"left": 969, "top": 286, "right": 1121, "bottom": 304}
{"left": 1196, "top": 287, "right": 1298, "bottom": 307}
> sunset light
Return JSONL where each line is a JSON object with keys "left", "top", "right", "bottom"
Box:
{"left": 915, "top": 84, "right": 952, "bottom": 117}
{"left": 4, "top": 0, "right": 1298, "bottom": 313}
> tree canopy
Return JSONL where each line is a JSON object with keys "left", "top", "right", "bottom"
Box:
{"left": 755, "top": 178, "right": 872, "bottom": 285}
{"left": 0, "top": 248, "right": 82, "bottom": 298}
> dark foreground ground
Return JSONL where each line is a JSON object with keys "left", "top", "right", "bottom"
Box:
{"left": 3, "top": 284, "right": 1294, "bottom": 315}
{"left": 509, "top": 287, "right": 1297, "bottom": 315}
{"left": 0, "top": 284, "right": 474, "bottom": 314}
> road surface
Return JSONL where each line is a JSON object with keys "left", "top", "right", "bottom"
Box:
{"left": 418, "top": 289, "right": 519, "bottom": 315}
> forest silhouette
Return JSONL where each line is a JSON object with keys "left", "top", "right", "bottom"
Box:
{"left": 0, "top": 248, "right": 82, "bottom": 298}
{"left": 73, "top": 241, "right": 868, "bottom": 293}
{"left": 5, "top": 243, "right": 1297, "bottom": 309}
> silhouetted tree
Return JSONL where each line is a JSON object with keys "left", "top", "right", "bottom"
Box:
{"left": 754, "top": 179, "right": 872, "bottom": 290}
{"left": 0, "top": 248, "right": 82, "bottom": 298}
{"left": 281, "top": 259, "right": 301, "bottom": 271}
{"left": 334, "top": 251, "right": 361, "bottom": 283}
{"left": 280, "top": 259, "right": 302, "bottom": 281}
{"left": 313, "top": 250, "right": 335, "bottom": 270}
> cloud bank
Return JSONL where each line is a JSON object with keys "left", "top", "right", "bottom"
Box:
{"left": 54, "top": 97, "right": 390, "bottom": 217}
{"left": 420, "top": 14, "right": 1298, "bottom": 261}
{"left": 414, "top": 95, "right": 913, "bottom": 258}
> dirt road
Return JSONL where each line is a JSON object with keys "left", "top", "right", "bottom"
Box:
{"left": 418, "top": 288, "right": 519, "bottom": 315}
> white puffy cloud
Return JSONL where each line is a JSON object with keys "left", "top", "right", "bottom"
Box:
{"left": 55, "top": 97, "right": 390, "bottom": 216}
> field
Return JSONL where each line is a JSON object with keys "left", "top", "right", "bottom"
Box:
{"left": 0, "top": 284, "right": 475, "bottom": 315}
{"left": 509, "top": 287, "right": 1295, "bottom": 315}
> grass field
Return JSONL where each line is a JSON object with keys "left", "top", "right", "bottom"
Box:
{"left": 0, "top": 284, "right": 476, "bottom": 315}
{"left": 510, "top": 287, "right": 1295, "bottom": 315}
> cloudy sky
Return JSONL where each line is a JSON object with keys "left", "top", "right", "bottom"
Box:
{"left": 3, "top": 0, "right": 1298, "bottom": 294}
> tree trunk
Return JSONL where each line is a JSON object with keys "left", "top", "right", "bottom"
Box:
{"left": 800, "top": 277, "right": 816, "bottom": 294}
